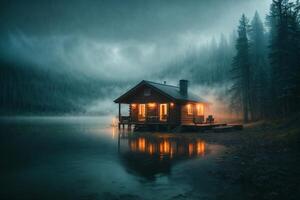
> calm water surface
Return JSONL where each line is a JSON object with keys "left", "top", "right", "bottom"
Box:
{"left": 0, "top": 117, "right": 228, "bottom": 200}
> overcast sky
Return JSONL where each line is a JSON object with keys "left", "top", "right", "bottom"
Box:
{"left": 0, "top": 0, "right": 272, "bottom": 82}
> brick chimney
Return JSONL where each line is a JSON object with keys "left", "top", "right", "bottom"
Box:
{"left": 179, "top": 80, "right": 188, "bottom": 96}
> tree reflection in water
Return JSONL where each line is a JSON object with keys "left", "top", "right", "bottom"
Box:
{"left": 117, "top": 131, "right": 208, "bottom": 180}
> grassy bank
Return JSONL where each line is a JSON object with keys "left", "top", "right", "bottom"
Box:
{"left": 212, "top": 116, "right": 300, "bottom": 200}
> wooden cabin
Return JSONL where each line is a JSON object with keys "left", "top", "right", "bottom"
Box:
{"left": 114, "top": 80, "right": 212, "bottom": 130}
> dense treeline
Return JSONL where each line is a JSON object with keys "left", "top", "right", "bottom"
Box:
{"left": 0, "top": 60, "right": 114, "bottom": 115}
{"left": 161, "top": 0, "right": 299, "bottom": 122}
{"left": 230, "top": 0, "right": 300, "bottom": 122}
{"left": 158, "top": 33, "right": 235, "bottom": 85}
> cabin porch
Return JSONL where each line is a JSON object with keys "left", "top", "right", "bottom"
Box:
{"left": 117, "top": 102, "right": 174, "bottom": 130}
{"left": 117, "top": 102, "right": 216, "bottom": 131}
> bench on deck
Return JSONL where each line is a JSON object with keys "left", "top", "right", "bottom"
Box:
{"left": 194, "top": 116, "right": 205, "bottom": 124}
{"left": 193, "top": 115, "right": 215, "bottom": 124}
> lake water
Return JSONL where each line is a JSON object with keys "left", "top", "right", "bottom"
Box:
{"left": 0, "top": 117, "right": 229, "bottom": 200}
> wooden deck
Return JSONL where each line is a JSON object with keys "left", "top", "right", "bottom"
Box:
{"left": 180, "top": 123, "right": 227, "bottom": 132}
{"left": 118, "top": 116, "right": 243, "bottom": 132}
{"left": 118, "top": 120, "right": 243, "bottom": 133}
{"left": 179, "top": 123, "right": 243, "bottom": 132}
{"left": 212, "top": 124, "right": 243, "bottom": 132}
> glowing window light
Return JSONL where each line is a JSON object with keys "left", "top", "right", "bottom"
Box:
{"left": 187, "top": 104, "right": 193, "bottom": 115}
{"left": 148, "top": 144, "right": 154, "bottom": 155}
{"left": 148, "top": 103, "right": 156, "bottom": 108}
{"left": 139, "top": 104, "right": 146, "bottom": 118}
{"left": 131, "top": 104, "right": 137, "bottom": 109}
{"left": 138, "top": 138, "right": 146, "bottom": 152}
{"left": 163, "top": 140, "right": 170, "bottom": 153}
{"left": 196, "top": 104, "right": 204, "bottom": 116}
{"left": 188, "top": 143, "right": 194, "bottom": 156}
{"left": 159, "top": 104, "right": 168, "bottom": 121}
{"left": 197, "top": 141, "right": 205, "bottom": 156}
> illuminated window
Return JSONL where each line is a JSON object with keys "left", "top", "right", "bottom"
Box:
{"left": 187, "top": 104, "right": 193, "bottom": 115}
{"left": 196, "top": 104, "right": 204, "bottom": 116}
{"left": 160, "top": 103, "right": 168, "bottom": 121}
{"left": 148, "top": 103, "right": 156, "bottom": 108}
{"left": 138, "top": 104, "right": 146, "bottom": 119}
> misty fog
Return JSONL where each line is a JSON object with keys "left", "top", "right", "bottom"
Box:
{"left": 0, "top": 0, "right": 272, "bottom": 119}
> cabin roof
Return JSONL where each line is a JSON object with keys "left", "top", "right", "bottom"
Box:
{"left": 114, "top": 80, "right": 208, "bottom": 103}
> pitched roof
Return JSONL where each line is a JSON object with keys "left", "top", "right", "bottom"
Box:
{"left": 114, "top": 80, "right": 208, "bottom": 103}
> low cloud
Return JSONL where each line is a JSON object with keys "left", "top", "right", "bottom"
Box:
{"left": 3, "top": 32, "right": 210, "bottom": 81}
{"left": 0, "top": 0, "right": 272, "bottom": 116}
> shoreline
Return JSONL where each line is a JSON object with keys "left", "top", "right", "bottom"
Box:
{"left": 198, "top": 119, "right": 300, "bottom": 200}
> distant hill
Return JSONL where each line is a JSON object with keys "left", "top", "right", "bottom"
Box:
{"left": 0, "top": 59, "right": 116, "bottom": 115}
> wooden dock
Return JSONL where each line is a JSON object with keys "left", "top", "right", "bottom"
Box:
{"left": 180, "top": 123, "right": 243, "bottom": 132}
{"left": 212, "top": 124, "right": 243, "bottom": 132}
{"left": 117, "top": 115, "right": 243, "bottom": 133}
{"left": 180, "top": 123, "right": 226, "bottom": 132}
{"left": 130, "top": 123, "right": 243, "bottom": 133}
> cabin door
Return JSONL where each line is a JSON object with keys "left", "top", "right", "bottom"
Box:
{"left": 159, "top": 104, "right": 168, "bottom": 121}
{"left": 138, "top": 104, "right": 146, "bottom": 121}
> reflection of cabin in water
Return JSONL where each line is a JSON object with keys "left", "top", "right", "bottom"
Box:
{"left": 114, "top": 80, "right": 214, "bottom": 131}
{"left": 118, "top": 133, "right": 207, "bottom": 179}
{"left": 126, "top": 136, "right": 206, "bottom": 158}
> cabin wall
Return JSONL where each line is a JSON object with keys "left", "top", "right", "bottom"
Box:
{"left": 121, "top": 85, "right": 208, "bottom": 125}
{"left": 180, "top": 103, "right": 195, "bottom": 124}
{"left": 129, "top": 102, "right": 180, "bottom": 125}
{"left": 131, "top": 102, "right": 208, "bottom": 125}
{"left": 146, "top": 104, "right": 158, "bottom": 117}
{"left": 169, "top": 103, "right": 181, "bottom": 125}
{"left": 126, "top": 84, "right": 180, "bottom": 124}
{"left": 180, "top": 103, "right": 208, "bottom": 124}
{"left": 130, "top": 104, "right": 138, "bottom": 122}
{"left": 123, "top": 85, "right": 171, "bottom": 103}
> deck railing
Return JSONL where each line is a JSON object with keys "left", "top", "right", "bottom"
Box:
{"left": 146, "top": 115, "right": 160, "bottom": 123}
{"left": 120, "top": 116, "right": 164, "bottom": 123}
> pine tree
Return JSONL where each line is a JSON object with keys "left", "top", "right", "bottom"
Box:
{"left": 268, "top": 0, "right": 300, "bottom": 116}
{"left": 231, "top": 14, "right": 252, "bottom": 122}
{"left": 249, "top": 11, "right": 269, "bottom": 119}
{"left": 217, "top": 34, "right": 232, "bottom": 82}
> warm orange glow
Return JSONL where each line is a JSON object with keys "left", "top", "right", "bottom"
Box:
{"left": 188, "top": 143, "right": 194, "bottom": 156}
{"left": 159, "top": 142, "right": 163, "bottom": 153}
{"left": 170, "top": 102, "right": 174, "bottom": 107}
{"left": 130, "top": 141, "right": 137, "bottom": 151}
{"left": 131, "top": 104, "right": 136, "bottom": 109}
{"left": 111, "top": 127, "right": 116, "bottom": 139}
{"left": 196, "top": 141, "right": 205, "bottom": 156}
{"left": 138, "top": 104, "right": 146, "bottom": 119}
{"left": 138, "top": 138, "right": 146, "bottom": 152}
{"left": 196, "top": 104, "right": 204, "bottom": 116}
{"left": 111, "top": 117, "right": 118, "bottom": 127}
{"left": 148, "top": 144, "right": 154, "bottom": 155}
{"left": 163, "top": 140, "right": 170, "bottom": 153}
{"left": 187, "top": 104, "right": 193, "bottom": 115}
{"left": 148, "top": 103, "right": 156, "bottom": 108}
{"left": 159, "top": 104, "right": 168, "bottom": 121}
{"left": 159, "top": 140, "right": 170, "bottom": 154}
{"left": 127, "top": 137, "right": 207, "bottom": 159}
